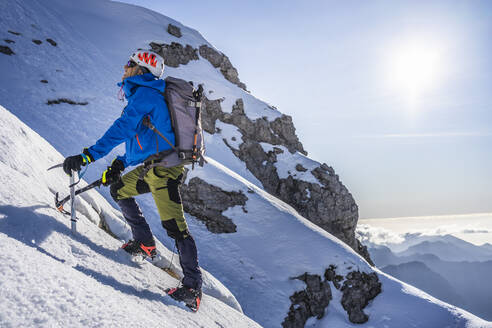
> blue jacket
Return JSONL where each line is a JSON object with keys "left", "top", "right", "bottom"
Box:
{"left": 87, "top": 73, "right": 175, "bottom": 167}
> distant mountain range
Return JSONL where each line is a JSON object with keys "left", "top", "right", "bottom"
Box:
{"left": 382, "top": 261, "right": 465, "bottom": 305}
{"left": 393, "top": 234, "right": 492, "bottom": 262}
{"left": 370, "top": 237, "right": 492, "bottom": 321}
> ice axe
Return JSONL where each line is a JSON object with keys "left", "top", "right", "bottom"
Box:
{"left": 54, "top": 178, "right": 102, "bottom": 215}
{"left": 47, "top": 163, "right": 102, "bottom": 233}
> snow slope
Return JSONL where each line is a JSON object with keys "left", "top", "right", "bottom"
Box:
{"left": 1, "top": 0, "right": 491, "bottom": 327}
{"left": 0, "top": 104, "right": 259, "bottom": 327}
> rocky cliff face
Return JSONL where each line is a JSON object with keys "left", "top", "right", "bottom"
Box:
{"left": 181, "top": 176, "right": 248, "bottom": 233}
{"left": 283, "top": 266, "right": 381, "bottom": 327}
{"left": 283, "top": 273, "right": 333, "bottom": 328}
{"left": 147, "top": 36, "right": 372, "bottom": 265}
{"left": 340, "top": 271, "right": 382, "bottom": 324}
{"left": 198, "top": 45, "right": 247, "bottom": 91}
{"left": 150, "top": 41, "right": 198, "bottom": 68}
{"left": 150, "top": 37, "right": 247, "bottom": 91}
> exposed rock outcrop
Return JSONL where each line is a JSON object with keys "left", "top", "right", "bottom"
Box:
{"left": 295, "top": 164, "right": 307, "bottom": 172}
{"left": 46, "top": 38, "right": 57, "bottom": 46}
{"left": 341, "top": 271, "right": 382, "bottom": 324}
{"left": 199, "top": 44, "right": 247, "bottom": 91}
{"left": 283, "top": 273, "right": 332, "bottom": 328}
{"left": 147, "top": 41, "right": 246, "bottom": 90}
{"left": 149, "top": 42, "right": 198, "bottom": 68}
{"left": 181, "top": 176, "right": 248, "bottom": 233}
{"left": 284, "top": 267, "right": 381, "bottom": 326}
{"left": 167, "top": 24, "right": 182, "bottom": 38}
{"left": 201, "top": 97, "right": 223, "bottom": 134}
{"left": 46, "top": 98, "right": 88, "bottom": 106}
{"left": 0, "top": 46, "right": 14, "bottom": 55}
{"left": 202, "top": 98, "right": 305, "bottom": 154}
{"left": 324, "top": 264, "right": 343, "bottom": 290}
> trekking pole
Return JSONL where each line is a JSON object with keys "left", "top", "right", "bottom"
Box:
{"left": 70, "top": 171, "right": 77, "bottom": 234}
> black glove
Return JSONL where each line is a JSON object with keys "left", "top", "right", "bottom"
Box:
{"left": 102, "top": 159, "right": 125, "bottom": 186}
{"left": 63, "top": 155, "right": 84, "bottom": 176}
{"left": 63, "top": 149, "right": 94, "bottom": 176}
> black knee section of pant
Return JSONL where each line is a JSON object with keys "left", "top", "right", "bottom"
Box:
{"left": 110, "top": 179, "right": 124, "bottom": 202}
{"left": 161, "top": 219, "right": 188, "bottom": 240}
{"left": 167, "top": 174, "right": 183, "bottom": 204}
{"left": 110, "top": 178, "right": 150, "bottom": 202}
{"left": 136, "top": 179, "right": 150, "bottom": 194}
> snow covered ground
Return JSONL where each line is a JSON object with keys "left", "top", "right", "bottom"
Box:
{"left": 0, "top": 104, "right": 259, "bottom": 327}
{"left": 1, "top": 0, "right": 491, "bottom": 327}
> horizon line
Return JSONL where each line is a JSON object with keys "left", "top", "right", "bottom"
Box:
{"left": 355, "top": 132, "right": 492, "bottom": 139}
{"left": 359, "top": 212, "right": 492, "bottom": 221}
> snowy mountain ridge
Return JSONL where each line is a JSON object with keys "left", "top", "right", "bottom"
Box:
{"left": 0, "top": 0, "right": 491, "bottom": 327}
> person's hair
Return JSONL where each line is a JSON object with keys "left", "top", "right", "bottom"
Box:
{"left": 138, "top": 66, "right": 150, "bottom": 75}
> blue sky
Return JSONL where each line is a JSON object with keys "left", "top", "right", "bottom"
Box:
{"left": 118, "top": 0, "right": 492, "bottom": 218}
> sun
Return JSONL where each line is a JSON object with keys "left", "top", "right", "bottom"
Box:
{"left": 388, "top": 41, "right": 441, "bottom": 104}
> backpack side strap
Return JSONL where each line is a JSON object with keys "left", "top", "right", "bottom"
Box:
{"left": 142, "top": 116, "right": 178, "bottom": 152}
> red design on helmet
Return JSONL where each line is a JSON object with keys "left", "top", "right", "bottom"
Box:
{"left": 130, "top": 49, "right": 164, "bottom": 77}
{"left": 137, "top": 52, "right": 157, "bottom": 67}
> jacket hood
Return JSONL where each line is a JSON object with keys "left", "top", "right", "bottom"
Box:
{"left": 117, "top": 73, "right": 165, "bottom": 98}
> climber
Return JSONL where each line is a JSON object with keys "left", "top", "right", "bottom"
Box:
{"left": 62, "top": 49, "right": 202, "bottom": 311}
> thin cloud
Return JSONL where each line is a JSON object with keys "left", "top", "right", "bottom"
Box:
{"left": 361, "top": 212, "right": 492, "bottom": 221}
{"left": 356, "top": 224, "right": 405, "bottom": 245}
{"left": 356, "top": 132, "right": 492, "bottom": 139}
{"left": 461, "top": 229, "right": 490, "bottom": 234}
{"left": 356, "top": 223, "right": 492, "bottom": 247}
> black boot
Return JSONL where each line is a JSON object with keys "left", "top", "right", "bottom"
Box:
{"left": 166, "top": 285, "right": 202, "bottom": 312}
{"left": 122, "top": 239, "right": 156, "bottom": 258}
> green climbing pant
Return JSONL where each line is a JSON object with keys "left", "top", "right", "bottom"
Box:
{"left": 110, "top": 164, "right": 189, "bottom": 236}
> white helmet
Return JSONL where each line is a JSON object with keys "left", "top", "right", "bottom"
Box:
{"left": 129, "top": 49, "right": 165, "bottom": 78}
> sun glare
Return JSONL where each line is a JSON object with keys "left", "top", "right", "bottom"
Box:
{"left": 388, "top": 41, "right": 441, "bottom": 105}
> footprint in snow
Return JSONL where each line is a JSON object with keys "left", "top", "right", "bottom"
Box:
{"left": 70, "top": 245, "right": 88, "bottom": 258}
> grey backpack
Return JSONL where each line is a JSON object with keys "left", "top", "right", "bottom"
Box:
{"left": 142, "top": 76, "right": 206, "bottom": 171}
